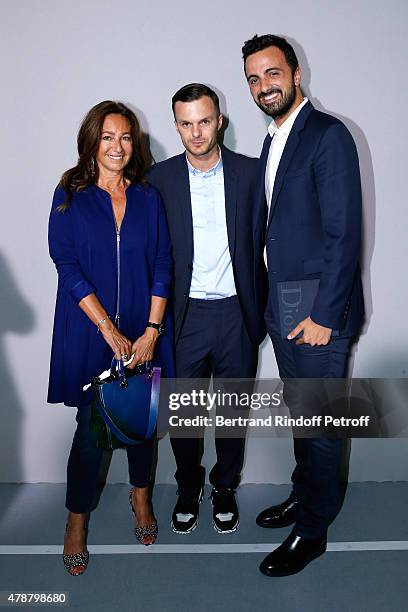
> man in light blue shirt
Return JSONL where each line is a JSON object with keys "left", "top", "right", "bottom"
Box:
{"left": 148, "top": 83, "right": 267, "bottom": 536}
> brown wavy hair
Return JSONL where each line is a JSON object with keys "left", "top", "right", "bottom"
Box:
{"left": 58, "top": 100, "right": 149, "bottom": 210}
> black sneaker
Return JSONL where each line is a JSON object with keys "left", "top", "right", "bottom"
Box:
{"left": 171, "top": 487, "right": 204, "bottom": 534}
{"left": 210, "top": 487, "right": 239, "bottom": 533}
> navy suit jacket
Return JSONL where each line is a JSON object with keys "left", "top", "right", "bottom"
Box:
{"left": 256, "top": 101, "right": 364, "bottom": 335}
{"left": 148, "top": 145, "right": 267, "bottom": 345}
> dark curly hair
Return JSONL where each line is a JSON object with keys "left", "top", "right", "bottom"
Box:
{"left": 242, "top": 34, "right": 299, "bottom": 75}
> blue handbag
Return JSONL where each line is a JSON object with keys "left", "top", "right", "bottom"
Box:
{"left": 90, "top": 359, "right": 161, "bottom": 449}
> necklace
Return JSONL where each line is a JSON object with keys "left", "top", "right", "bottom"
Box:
{"left": 99, "top": 177, "right": 126, "bottom": 193}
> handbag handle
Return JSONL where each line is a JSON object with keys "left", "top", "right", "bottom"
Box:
{"left": 110, "top": 358, "right": 153, "bottom": 374}
{"left": 110, "top": 358, "right": 153, "bottom": 388}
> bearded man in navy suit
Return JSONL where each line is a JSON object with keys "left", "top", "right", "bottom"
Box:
{"left": 243, "top": 34, "right": 364, "bottom": 576}
{"left": 148, "top": 83, "right": 267, "bottom": 535}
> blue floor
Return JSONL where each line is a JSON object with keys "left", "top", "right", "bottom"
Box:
{"left": 0, "top": 483, "right": 407, "bottom": 611}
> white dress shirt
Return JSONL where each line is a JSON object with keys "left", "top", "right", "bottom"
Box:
{"left": 187, "top": 151, "right": 237, "bottom": 299}
{"left": 265, "top": 97, "right": 309, "bottom": 213}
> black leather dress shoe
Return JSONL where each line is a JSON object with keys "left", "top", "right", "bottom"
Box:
{"left": 256, "top": 497, "right": 300, "bottom": 528}
{"left": 259, "top": 531, "right": 327, "bottom": 577}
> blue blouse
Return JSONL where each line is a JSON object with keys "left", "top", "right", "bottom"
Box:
{"left": 48, "top": 182, "right": 174, "bottom": 407}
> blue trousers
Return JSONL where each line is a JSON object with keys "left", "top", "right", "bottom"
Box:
{"left": 266, "top": 308, "right": 352, "bottom": 539}
{"left": 65, "top": 404, "right": 154, "bottom": 514}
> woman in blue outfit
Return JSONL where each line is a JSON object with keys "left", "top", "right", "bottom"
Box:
{"left": 48, "top": 101, "right": 174, "bottom": 575}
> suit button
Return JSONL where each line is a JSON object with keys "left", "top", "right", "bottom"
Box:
{"left": 187, "top": 264, "right": 192, "bottom": 270}
{"left": 269, "top": 237, "right": 276, "bottom": 241}
{"left": 183, "top": 293, "right": 188, "bottom": 298}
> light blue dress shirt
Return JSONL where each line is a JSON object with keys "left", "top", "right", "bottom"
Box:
{"left": 187, "top": 152, "right": 237, "bottom": 299}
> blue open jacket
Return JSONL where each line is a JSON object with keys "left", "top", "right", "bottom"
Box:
{"left": 48, "top": 182, "right": 174, "bottom": 407}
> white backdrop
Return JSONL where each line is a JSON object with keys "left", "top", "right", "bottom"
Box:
{"left": 1, "top": 0, "right": 407, "bottom": 484}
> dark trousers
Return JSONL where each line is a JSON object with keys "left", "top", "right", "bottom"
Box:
{"left": 172, "top": 296, "right": 258, "bottom": 493}
{"left": 66, "top": 404, "right": 154, "bottom": 513}
{"left": 265, "top": 307, "right": 351, "bottom": 539}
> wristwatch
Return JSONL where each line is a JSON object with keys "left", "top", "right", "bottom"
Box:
{"left": 146, "top": 321, "right": 165, "bottom": 335}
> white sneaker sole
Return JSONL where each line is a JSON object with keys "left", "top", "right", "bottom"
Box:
{"left": 212, "top": 519, "right": 239, "bottom": 534}
{"left": 171, "top": 520, "right": 198, "bottom": 534}
{"left": 171, "top": 488, "right": 204, "bottom": 535}
{"left": 210, "top": 491, "right": 239, "bottom": 534}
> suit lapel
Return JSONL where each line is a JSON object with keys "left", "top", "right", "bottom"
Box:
{"left": 221, "top": 146, "right": 238, "bottom": 261}
{"left": 257, "top": 134, "right": 272, "bottom": 225}
{"left": 267, "top": 101, "right": 314, "bottom": 229}
{"left": 174, "top": 154, "right": 194, "bottom": 261}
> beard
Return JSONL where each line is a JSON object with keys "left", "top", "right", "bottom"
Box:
{"left": 257, "top": 80, "right": 297, "bottom": 119}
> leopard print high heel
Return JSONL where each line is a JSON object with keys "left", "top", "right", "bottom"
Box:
{"left": 62, "top": 521, "right": 89, "bottom": 576}
{"left": 129, "top": 489, "right": 158, "bottom": 545}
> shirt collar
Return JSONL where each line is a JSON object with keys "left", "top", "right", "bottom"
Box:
{"left": 268, "top": 97, "right": 309, "bottom": 139}
{"left": 186, "top": 146, "right": 223, "bottom": 177}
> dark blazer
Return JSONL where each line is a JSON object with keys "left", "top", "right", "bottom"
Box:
{"left": 148, "top": 144, "right": 267, "bottom": 345}
{"left": 256, "top": 101, "right": 364, "bottom": 335}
